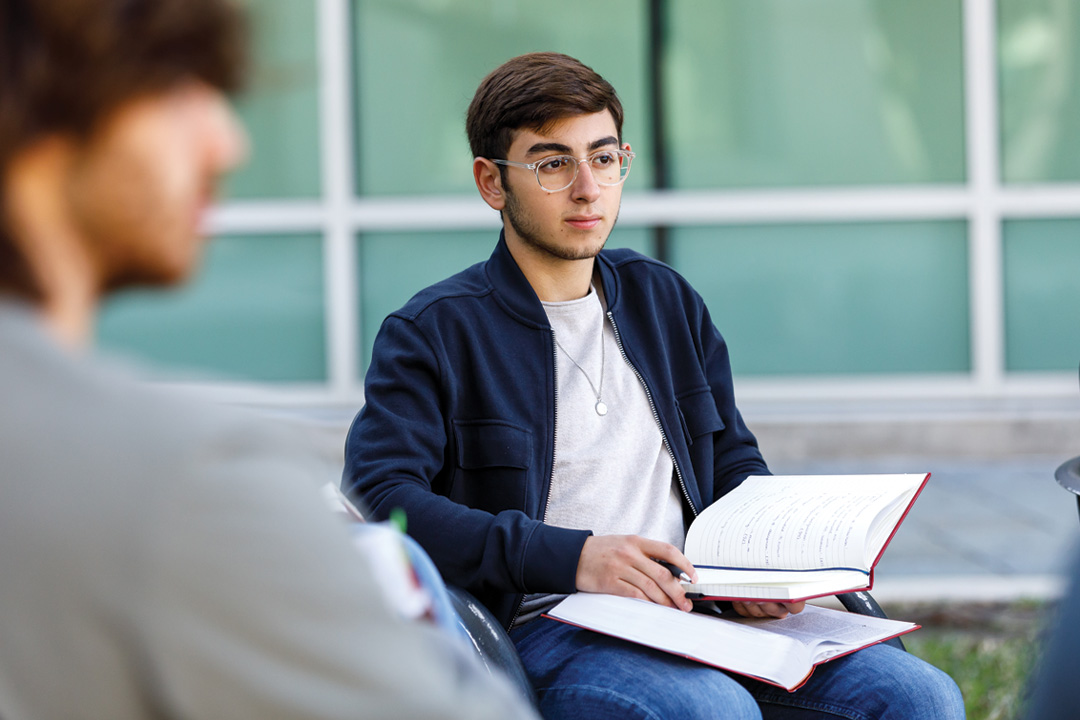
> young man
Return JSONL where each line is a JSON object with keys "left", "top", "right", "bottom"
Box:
{"left": 0, "top": 2, "right": 536, "bottom": 718}
{"left": 344, "top": 52, "right": 965, "bottom": 718}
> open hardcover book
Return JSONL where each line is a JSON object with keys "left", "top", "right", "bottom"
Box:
{"left": 547, "top": 593, "right": 918, "bottom": 691}
{"left": 681, "top": 473, "right": 929, "bottom": 602}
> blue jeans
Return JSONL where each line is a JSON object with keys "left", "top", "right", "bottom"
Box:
{"left": 510, "top": 617, "right": 965, "bottom": 719}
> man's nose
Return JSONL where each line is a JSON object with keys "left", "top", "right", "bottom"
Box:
{"left": 205, "top": 91, "right": 249, "bottom": 174}
{"left": 216, "top": 107, "right": 249, "bottom": 173}
{"left": 570, "top": 159, "right": 601, "bottom": 202}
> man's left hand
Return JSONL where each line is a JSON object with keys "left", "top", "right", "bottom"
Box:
{"left": 730, "top": 601, "right": 806, "bottom": 619}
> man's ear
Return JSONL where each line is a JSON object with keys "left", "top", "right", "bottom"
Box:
{"left": 2, "top": 133, "right": 80, "bottom": 234}
{"left": 473, "top": 157, "right": 506, "bottom": 211}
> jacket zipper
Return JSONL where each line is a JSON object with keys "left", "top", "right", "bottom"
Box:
{"left": 506, "top": 329, "right": 561, "bottom": 631}
{"left": 607, "top": 311, "right": 698, "bottom": 518}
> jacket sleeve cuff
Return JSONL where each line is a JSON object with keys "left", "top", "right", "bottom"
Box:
{"left": 520, "top": 524, "right": 592, "bottom": 593}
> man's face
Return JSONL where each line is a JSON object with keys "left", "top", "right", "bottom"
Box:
{"left": 65, "top": 80, "right": 247, "bottom": 290}
{"left": 499, "top": 111, "right": 629, "bottom": 264}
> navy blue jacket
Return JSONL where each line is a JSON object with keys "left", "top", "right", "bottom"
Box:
{"left": 343, "top": 234, "right": 769, "bottom": 628}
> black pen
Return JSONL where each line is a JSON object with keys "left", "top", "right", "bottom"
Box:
{"left": 654, "top": 559, "right": 693, "bottom": 583}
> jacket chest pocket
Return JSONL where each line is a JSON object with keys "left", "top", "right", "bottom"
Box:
{"left": 451, "top": 420, "right": 533, "bottom": 512}
{"left": 675, "top": 388, "right": 725, "bottom": 445}
{"left": 453, "top": 419, "right": 533, "bottom": 469}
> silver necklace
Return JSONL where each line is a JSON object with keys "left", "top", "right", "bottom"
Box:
{"left": 553, "top": 321, "right": 607, "bottom": 416}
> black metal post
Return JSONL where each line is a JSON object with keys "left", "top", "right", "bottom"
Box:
{"left": 647, "top": 0, "right": 670, "bottom": 264}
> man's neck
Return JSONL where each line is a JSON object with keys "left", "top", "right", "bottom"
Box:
{"left": 504, "top": 233, "right": 597, "bottom": 303}
{"left": 3, "top": 144, "right": 99, "bottom": 348}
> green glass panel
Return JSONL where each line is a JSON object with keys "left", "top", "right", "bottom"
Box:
{"left": 1000, "top": 0, "right": 1080, "bottom": 183}
{"left": 1003, "top": 219, "right": 1080, "bottom": 371}
{"left": 358, "top": 226, "right": 652, "bottom": 373}
{"left": 358, "top": 231, "right": 494, "bottom": 370}
{"left": 352, "top": 0, "right": 652, "bottom": 196}
{"left": 98, "top": 234, "right": 326, "bottom": 382}
{"left": 225, "top": 0, "right": 320, "bottom": 199}
{"left": 670, "top": 222, "right": 970, "bottom": 376}
{"left": 605, "top": 226, "right": 653, "bottom": 256}
{"left": 665, "top": 0, "right": 965, "bottom": 188}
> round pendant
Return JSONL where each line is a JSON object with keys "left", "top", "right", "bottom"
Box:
{"left": 595, "top": 401, "right": 608, "bottom": 416}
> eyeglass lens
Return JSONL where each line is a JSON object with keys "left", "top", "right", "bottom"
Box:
{"left": 536, "top": 151, "right": 630, "bottom": 191}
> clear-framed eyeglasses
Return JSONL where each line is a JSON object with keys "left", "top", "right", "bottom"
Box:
{"left": 491, "top": 149, "right": 635, "bottom": 193}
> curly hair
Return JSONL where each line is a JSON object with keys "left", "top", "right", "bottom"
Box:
{"left": 0, "top": 0, "right": 247, "bottom": 300}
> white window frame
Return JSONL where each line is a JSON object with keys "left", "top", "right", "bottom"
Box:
{"left": 202, "top": 0, "right": 1077, "bottom": 411}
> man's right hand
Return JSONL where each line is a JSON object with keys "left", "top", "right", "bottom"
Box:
{"left": 574, "top": 535, "right": 698, "bottom": 612}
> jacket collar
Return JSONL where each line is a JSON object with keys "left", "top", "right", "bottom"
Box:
{"left": 484, "top": 230, "right": 621, "bottom": 328}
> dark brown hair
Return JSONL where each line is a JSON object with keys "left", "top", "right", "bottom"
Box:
{"left": 0, "top": 0, "right": 248, "bottom": 300}
{"left": 466, "top": 52, "right": 624, "bottom": 164}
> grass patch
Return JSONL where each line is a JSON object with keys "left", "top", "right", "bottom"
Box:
{"left": 883, "top": 600, "right": 1051, "bottom": 720}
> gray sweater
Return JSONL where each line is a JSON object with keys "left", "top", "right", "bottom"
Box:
{"left": 0, "top": 302, "right": 535, "bottom": 720}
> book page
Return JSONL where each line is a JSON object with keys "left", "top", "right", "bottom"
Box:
{"left": 730, "top": 605, "right": 917, "bottom": 663}
{"left": 692, "top": 568, "right": 865, "bottom": 586}
{"left": 685, "top": 567, "right": 869, "bottom": 601}
{"left": 684, "top": 474, "right": 923, "bottom": 572}
{"left": 547, "top": 593, "right": 805, "bottom": 689}
{"left": 865, "top": 495, "right": 914, "bottom": 562}
{"left": 731, "top": 604, "right": 916, "bottom": 649}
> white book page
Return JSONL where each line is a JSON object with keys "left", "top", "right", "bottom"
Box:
{"left": 684, "top": 474, "right": 923, "bottom": 572}
{"left": 691, "top": 568, "right": 865, "bottom": 587}
{"left": 685, "top": 568, "right": 869, "bottom": 600}
{"left": 865, "top": 494, "right": 914, "bottom": 561}
{"left": 730, "top": 604, "right": 917, "bottom": 662}
{"left": 547, "top": 593, "right": 806, "bottom": 688}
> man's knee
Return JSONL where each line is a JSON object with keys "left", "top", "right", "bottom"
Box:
{"left": 903, "top": 659, "right": 965, "bottom": 718}
{"left": 536, "top": 677, "right": 762, "bottom": 720}
{"left": 859, "top": 648, "right": 966, "bottom": 719}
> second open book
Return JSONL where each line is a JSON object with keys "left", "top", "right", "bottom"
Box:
{"left": 547, "top": 594, "right": 918, "bottom": 691}
{"left": 680, "top": 473, "right": 929, "bottom": 602}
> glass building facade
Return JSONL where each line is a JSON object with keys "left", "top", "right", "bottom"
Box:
{"left": 98, "top": 0, "right": 1080, "bottom": 405}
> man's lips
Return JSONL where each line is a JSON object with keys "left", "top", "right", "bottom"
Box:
{"left": 565, "top": 216, "right": 602, "bottom": 230}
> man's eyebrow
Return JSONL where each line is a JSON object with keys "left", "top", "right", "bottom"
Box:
{"left": 588, "top": 136, "right": 619, "bottom": 151}
{"left": 525, "top": 136, "right": 619, "bottom": 157}
{"left": 525, "top": 141, "right": 573, "bottom": 156}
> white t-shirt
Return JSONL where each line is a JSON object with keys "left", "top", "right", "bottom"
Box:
{"left": 515, "top": 286, "right": 686, "bottom": 626}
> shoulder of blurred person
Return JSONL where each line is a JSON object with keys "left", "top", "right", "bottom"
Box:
{"left": 0, "top": 297, "right": 534, "bottom": 719}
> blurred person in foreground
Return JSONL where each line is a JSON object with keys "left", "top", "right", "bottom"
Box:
{"left": 0, "top": 1, "right": 536, "bottom": 718}
{"left": 1025, "top": 547, "right": 1080, "bottom": 719}
{"left": 344, "top": 51, "right": 965, "bottom": 719}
